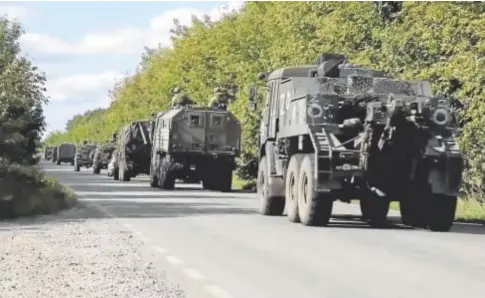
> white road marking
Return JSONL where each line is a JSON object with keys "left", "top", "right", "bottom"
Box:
{"left": 165, "top": 255, "right": 184, "bottom": 265}
{"left": 205, "top": 285, "right": 234, "bottom": 298}
{"left": 153, "top": 246, "right": 167, "bottom": 254}
{"left": 182, "top": 268, "right": 206, "bottom": 280}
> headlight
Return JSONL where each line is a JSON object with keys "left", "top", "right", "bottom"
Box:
{"left": 431, "top": 108, "right": 450, "bottom": 126}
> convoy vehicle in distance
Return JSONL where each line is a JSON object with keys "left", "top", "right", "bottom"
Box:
{"left": 74, "top": 143, "right": 97, "bottom": 171}
{"left": 149, "top": 106, "right": 241, "bottom": 192}
{"left": 55, "top": 143, "right": 76, "bottom": 165}
{"left": 116, "top": 120, "right": 152, "bottom": 181}
{"left": 44, "top": 146, "right": 53, "bottom": 160}
{"left": 248, "top": 52, "right": 463, "bottom": 232}
{"left": 92, "top": 142, "right": 116, "bottom": 174}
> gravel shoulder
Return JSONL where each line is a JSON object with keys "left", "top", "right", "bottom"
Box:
{"left": 0, "top": 204, "right": 186, "bottom": 298}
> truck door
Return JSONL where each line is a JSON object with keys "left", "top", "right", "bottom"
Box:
{"left": 267, "top": 80, "right": 280, "bottom": 140}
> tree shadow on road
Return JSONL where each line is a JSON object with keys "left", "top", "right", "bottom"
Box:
{"left": 329, "top": 214, "right": 485, "bottom": 235}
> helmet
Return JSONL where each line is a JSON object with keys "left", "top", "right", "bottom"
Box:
{"left": 173, "top": 87, "right": 181, "bottom": 93}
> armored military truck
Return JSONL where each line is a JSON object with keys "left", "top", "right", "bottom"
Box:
{"left": 149, "top": 106, "right": 241, "bottom": 191}
{"left": 116, "top": 120, "right": 152, "bottom": 181}
{"left": 56, "top": 143, "right": 76, "bottom": 165}
{"left": 74, "top": 143, "right": 97, "bottom": 171}
{"left": 92, "top": 142, "right": 116, "bottom": 174}
{"left": 248, "top": 53, "right": 463, "bottom": 232}
{"left": 52, "top": 146, "right": 58, "bottom": 163}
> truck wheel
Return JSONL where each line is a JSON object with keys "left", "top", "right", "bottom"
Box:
{"left": 113, "top": 167, "right": 119, "bottom": 180}
{"left": 202, "top": 176, "right": 216, "bottom": 190}
{"left": 149, "top": 159, "right": 158, "bottom": 188}
{"left": 119, "top": 161, "right": 131, "bottom": 182}
{"left": 427, "top": 194, "right": 457, "bottom": 232}
{"left": 93, "top": 164, "right": 101, "bottom": 174}
{"left": 216, "top": 160, "right": 233, "bottom": 192}
{"left": 400, "top": 188, "right": 428, "bottom": 228}
{"left": 297, "top": 154, "right": 333, "bottom": 226}
{"left": 71, "top": 160, "right": 75, "bottom": 166}
{"left": 159, "top": 156, "right": 175, "bottom": 190}
{"left": 258, "top": 156, "right": 285, "bottom": 216}
{"left": 56, "top": 159, "right": 61, "bottom": 165}
{"left": 360, "top": 194, "right": 390, "bottom": 228}
{"left": 285, "top": 154, "right": 304, "bottom": 223}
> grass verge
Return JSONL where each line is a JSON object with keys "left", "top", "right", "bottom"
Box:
{"left": 232, "top": 173, "right": 256, "bottom": 192}
{"left": 0, "top": 163, "right": 77, "bottom": 219}
{"left": 355, "top": 197, "right": 485, "bottom": 223}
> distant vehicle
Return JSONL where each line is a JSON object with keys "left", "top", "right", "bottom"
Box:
{"left": 52, "top": 146, "right": 59, "bottom": 163}
{"left": 74, "top": 143, "right": 97, "bottom": 171}
{"left": 149, "top": 106, "right": 241, "bottom": 192}
{"left": 115, "top": 120, "right": 152, "bottom": 181}
{"left": 56, "top": 143, "right": 76, "bottom": 165}
{"left": 248, "top": 52, "right": 463, "bottom": 232}
{"left": 107, "top": 147, "right": 119, "bottom": 179}
{"left": 92, "top": 142, "right": 116, "bottom": 174}
{"left": 44, "top": 146, "right": 53, "bottom": 160}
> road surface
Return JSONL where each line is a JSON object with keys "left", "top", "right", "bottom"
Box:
{"left": 43, "top": 161, "right": 485, "bottom": 298}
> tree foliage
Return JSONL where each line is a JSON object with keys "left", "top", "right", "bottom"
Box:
{"left": 44, "top": 2, "right": 485, "bottom": 194}
{"left": 0, "top": 17, "right": 47, "bottom": 164}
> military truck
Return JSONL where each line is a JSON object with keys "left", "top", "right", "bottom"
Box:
{"left": 149, "top": 106, "right": 241, "bottom": 191}
{"left": 116, "top": 120, "right": 152, "bottom": 181}
{"left": 55, "top": 143, "right": 76, "bottom": 165}
{"left": 44, "top": 146, "right": 53, "bottom": 160}
{"left": 248, "top": 53, "right": 463, "bottom": 232}
{"left": 52, "top": 146, "right": 58, "bottom": 163}
{"left": 92, "top": 142, "right": 116, "bottom": 174}
{"left": 74, "top": 143, "right": 97, "bottom": 171}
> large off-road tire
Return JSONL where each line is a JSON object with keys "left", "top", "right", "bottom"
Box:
{"left": 427, "top": 194, "right": 457, "bottom": 232}
{"left": 56, "top": 159, "right": 61, "bottom": 165}
{"left": 399, "top": 183, "right": 428, "bottom": 228}
{"left": 285, "top": 154, "right": 304, "bottom": 223}
{"left": 70, "top": 159, "right": 75, "bottom": 166}
{"left": 257, "top": 156, "right": 285, "bottom": 216}
{"left": 93, "top": 163, "right": 101, "bottom": 174}
{"left": 158, "top": 156, "right": 175, "bottom": 190}
{"left": 297, "top": 154, "right": 334, "bottom": 226}
{"left": 359, "top": 194, "right": 390, "bottom": 228}
{"left": 118, "top": 160, "right": 131, "bottom": 182}
{"left": 113, "top": 167, "right": 119, "bottom": 180}
{"left": 149, "top": 157, "right": 159, "bottom": 188}
{"left": 202, "top": 176, "right": 216, "bottom": 190}
{"left": 214, "top": 159, "right": 233, "bottom": 192}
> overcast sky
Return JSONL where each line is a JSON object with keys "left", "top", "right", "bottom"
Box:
{"left": 0, "top": 1, "right": 244, "bottom": 135}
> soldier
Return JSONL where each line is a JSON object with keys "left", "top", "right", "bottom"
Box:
{"left": 209, "top": 87, "right": 236, "bottom": 110}
{"left": 171, "top": 87, "right": 194, "bottom": 107}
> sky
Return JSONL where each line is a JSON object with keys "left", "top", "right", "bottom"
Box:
{"left": 0, "top": 1, "right": 244, "bottom": 136}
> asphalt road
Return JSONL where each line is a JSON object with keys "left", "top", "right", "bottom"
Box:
{"left": 42, "top": 160, "right": 485, "bottom": 298}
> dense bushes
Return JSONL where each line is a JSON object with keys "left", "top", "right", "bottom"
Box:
{"left": 0, "top": 17, "right": 75, "bottom": 218}
{"left": 44, "top": 2, "right": 485, "bottom": 200}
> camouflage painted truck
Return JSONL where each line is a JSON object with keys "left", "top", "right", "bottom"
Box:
{"left": 248, "top": 53, "right": 463, "bottom": 232}
{"left": 149, "top": 106, "right": 241, "bottom": 191}
{"left": 55, "top": 143, "right": 76, "bottom": 165}
{"left": 115, "top": 120, "right": 152, "bottom": 181}
{"left": 92, "top": 141, "right": 117, "bottom": 174}
{"left": 74, "top": 143, "right": 97, "bottom": 171}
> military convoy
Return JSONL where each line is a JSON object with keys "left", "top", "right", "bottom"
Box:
{"left": 247, "top": 53, "right": 464, "bottom": 232}
{"left": 44, "top": 53, "right": 465, "bottom": 232}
